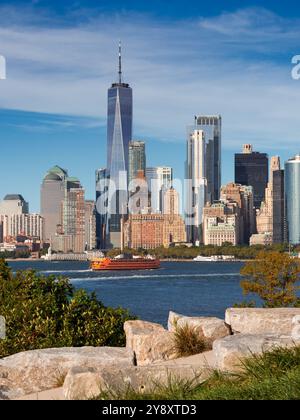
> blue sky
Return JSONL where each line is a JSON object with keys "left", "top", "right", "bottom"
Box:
{"left": 1, "top": 0, "right": 300, "bottom": 212}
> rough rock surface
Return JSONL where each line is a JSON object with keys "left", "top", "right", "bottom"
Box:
{"left": 124, "top": 320, "right": 165, "bottom": 348}
{"left": 213, "top": 333, "right": 297, "bottom": 372}
{"left": 0, "top": 346, "right": 135, "bottom": 395}
{"left": 0, "top": 377, "right": 24, "bottom": 401}
{"left": 63, "top": 364, "right": 210, "bottom": 400}
{"left": 292, "top": 315, "right": 300, "bottom": 341}
{"left": 168, "top": 312, "right": 230, "bottom": 345}
{"left": 167, "top": 311, "right": 185, "bottom": 331}
{"left": 225, "top": 308, "right": 300, "bottom": 335}
{"left": 124, "top": 320, "right": 177, "bottom": 366}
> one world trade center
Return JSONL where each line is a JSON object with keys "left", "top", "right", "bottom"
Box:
{"left": 106, "top": 43, "right": 133, "bottom": 247}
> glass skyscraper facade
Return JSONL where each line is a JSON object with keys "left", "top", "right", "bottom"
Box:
{"left": 285, "top": 155, "right": 300, "bottom": 245}
{"left": 272, "top": 166, "right": 285, "bottom": 244}
{"left": 107, "top": 84, "right": 133, "bottom": 183}
{"left": 128, "top": 141, "right": 146, "bottom": 186}
{"left": 185, "top": 128, "right": 207, "bottom": 244}
{"left": 106, "top": 44, "right": 133, "bottom": 248}
{"left": 235, "top": 144, "right": 268, "bottom": 209}
{"left": 196, "top": 115, "right": 222, "bottom": 203}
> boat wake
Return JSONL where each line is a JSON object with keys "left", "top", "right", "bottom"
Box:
{"left": 70, "top": 272, "right": 240, "bottom": 282}
{"left": 39, "top": 269, "right": 92, "bottom": 274}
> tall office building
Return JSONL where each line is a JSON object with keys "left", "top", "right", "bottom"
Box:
{"left": 62, "top": 177, "right": 85, "bottom": 253}
{"left": 185, "top": 128, "right": 207, "bottom": 244}
{"left": 41, "top": 166, "right": 86, "bottom": 252}
{"left": 220, "top": 182, "right": 256, "bottom": 244}
{"left": 0, "top": 194, "right": 29, "bottom": 216}
{"left": 235, "top": 144, "right": 268, "bottom": 209}
{"left": 106, "top": 43, "right": 133, "bottom": 248}
{"left": 85, "top": 200, "right": 96, "bottom": 251}
{"left": 95, "top": 168, "right": 109, "bottom": 249}
{"left": 163, "top": 187, "right": 180, "bottom": 215}
{"left": 128, "top": 141, "right": 146, "bottom": 187}
{"left": 273, "top": 161, "right": 285, "bottom": 244}
{"left": 40, "top": 166, "right": 67, "bottom": 242}
{"left": 51, "top": 176, "right": 86, "bottom": 253}
{"left": 196, "top": 115, "right": 222, "bottom": 202}
{"left": 0, "top": 221, "right": 3, "bottom": 243}
{"left": 285, "top": 155, "right": 300, "bottom": 245}
{"left": 254, "top": 156, "right": 285, "bottom": 244}
{"left": 146, "top": 167, "right": 173, "bottom": 213}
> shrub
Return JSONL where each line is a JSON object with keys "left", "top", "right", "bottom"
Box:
{"left": 173, "top": 323, "right": 210, "bottom": 358}
{"left": 0, "top": 259, "right": 135, "bottom": 357}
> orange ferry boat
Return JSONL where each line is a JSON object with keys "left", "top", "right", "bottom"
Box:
{"left": 90, "top": 255, "right": 160, "bottom": 271}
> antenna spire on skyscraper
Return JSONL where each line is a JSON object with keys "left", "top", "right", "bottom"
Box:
{"left": 118, "top": 40, "right": 122, "bottom": 84}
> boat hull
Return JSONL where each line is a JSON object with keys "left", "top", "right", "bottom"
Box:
{"left": 90, "top": 258, "right": 160, "bottom": 271}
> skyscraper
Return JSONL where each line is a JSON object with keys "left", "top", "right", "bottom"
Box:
{"left": 40, "top": 166, "right": 67, "bottom": 242}
{"left": 106, "top": 42, "right": 133, "bottom": 248}
{"left": 95, "top": 168, "right": 109, "bottom": 249}
{"left": 254, "top": 156, "right": 285, "bottom": 244}
{"left": 128, "top": 141, "right": 146, "bottom": 187}
{"left": 272, "top": 161, "right": 285, "bottom": 244}
{"left": 146, "top": 167, "right": 173, "bottom": 213}
{"left": 62, "top": 177, "right": 85, "bottom": 253}
{"left": 0, "top": 194, "right": 29, "bottom": 216}
{"left": 235, "top": 144, "right": 268, "bottom": 209}
{"left": 185, "top": 128, "right": 207, "bottom": 244}
{"left": 220, "top": 182, "right": 256, "bottom": 244}
{"left": 285, "top": 155, "right": 300, "bottom": 245}
{"left": 163, "top": 187, "right": 180, "bottom": 215}
{"left": 85, "top": 200, "right": 96, "bottom": 251}
{"left": 196, "top": 115, "right": 222, "bottom": 202}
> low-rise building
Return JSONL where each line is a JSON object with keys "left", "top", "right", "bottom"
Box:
{"left": 203, "top": 202, "right": 239, "bottom": 246}
{"left": 122, "top": 213, "right": 186, "bottom": 250}
{"left": 250, "top": 232, "right": 273, "bottom": 246}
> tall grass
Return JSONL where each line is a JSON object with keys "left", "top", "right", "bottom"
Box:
{"left": 173, "top": 324, "right": 210, "bottom": 358}
{"left": 97, "top": 346, "right": 300, "bottom": 401}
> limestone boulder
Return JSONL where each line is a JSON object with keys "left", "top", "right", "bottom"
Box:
{"left": 0, "top": 346, "right": 135, "bottom": 395}
{"left": 168, "top": 312, "right": 230, "bottom": 345}
{"left": 124, "top": 320, "right": 165, "bottom": 348}
{"left": 225, "top": 308, "right": 300, "bottom": 335}
{"left": 0, "top": 377, "right": 24, "bottom": 401}
{"left": 124, "top": 320, "right": 177, "bottom": 366}
{"left": 213, "top": 333, "right": 297, "bottom": 372}
{"left": 63, "top": 364, "right": 210, "bottom": 400}
{"left": 292, "top": 315, "right": 300, "bottom": 341}
{"left": 63, "top": 367, "right": 101, "bottom": 400}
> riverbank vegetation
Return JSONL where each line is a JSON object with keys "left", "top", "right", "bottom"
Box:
{"left": 0, "top": 249, "right": 31, "bottom": 259}
{"left": 107, "top": 243, "right": 290, "bottom": 260}
{"left": 98, "top": 346, "right": 300, "bottom": 400}
{"left": 0, "top": 259, "right": 135, "bottom": 358}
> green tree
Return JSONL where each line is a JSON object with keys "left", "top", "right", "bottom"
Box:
{"left": 240, "top": 251, "right": 300, "bottom": 308}
{"left": 0, "top": 259, "right": 135, "bottom": 357}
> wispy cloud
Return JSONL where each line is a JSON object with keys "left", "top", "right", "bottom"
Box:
{"left": 0, "top": 5, "right": 300, "bottom": 150}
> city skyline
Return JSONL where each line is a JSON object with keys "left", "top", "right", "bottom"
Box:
{"left": 2, "top": 1, "right": 300, "bottom": 211}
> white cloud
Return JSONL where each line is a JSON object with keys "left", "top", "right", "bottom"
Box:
{"left": 0, "top": 6, "right": 300, "bottom": 151}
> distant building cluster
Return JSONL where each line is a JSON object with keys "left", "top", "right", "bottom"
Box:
{"left": 2, "top": 44, "right": 300, "bottom": 255}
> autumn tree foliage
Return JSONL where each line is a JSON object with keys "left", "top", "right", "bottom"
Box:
{"left": 240, "top": 252, "right": 300, "bottom": 308}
